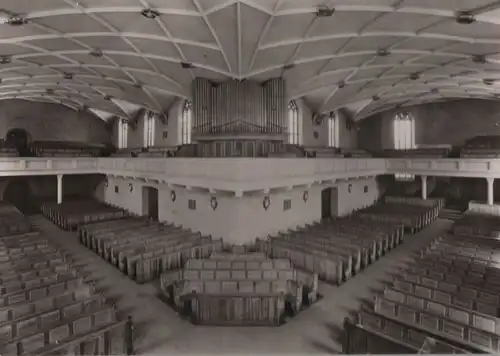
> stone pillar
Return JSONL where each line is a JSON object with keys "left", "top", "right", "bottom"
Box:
{"left": 421, "top": 175, "right": 427, "bottom": 200}
{"left": 57, "top": 174, "right": 63, "bottom": 204}
{"left": 487, "top": 177, "right": 495, "bottom": 206}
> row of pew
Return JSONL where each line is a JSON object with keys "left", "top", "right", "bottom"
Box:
{"left": 344, "top": 213, "right": 500, "bottom": 354}
{"left": 0, "top": 202, "right": 31, "bottom": 237}
{"left": 160, "top": 252, "right": 319, "bottom": 326}
{"left": 41, "top": 200, "right": 127, "bottom": 231}
{"left": 78, "top": 216, "right": 223, "bottom": 283}
{"left": 0, "top": 201, "right": 128, "bottom": 355}
{"left": 258, "top": 199, "right": 443, "bottom": 287}
{"left": 111, "top": 147, "right": 177, "bottom": 158}
{"left": 381, "top": 148, "right": 450, "bottom": 158}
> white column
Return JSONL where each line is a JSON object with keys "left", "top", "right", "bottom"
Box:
{"left": 57, "top": 174, "right": 63, "bottom": 205}
{"left": 421, "top": 175, "right": 427, "bottom": 200}
{"left": 487, "top": 177, "right": 495, "bottom": 206}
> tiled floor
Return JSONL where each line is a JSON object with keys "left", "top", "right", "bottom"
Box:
{"left": 31, "top": 216, "right": 453, "bottom": 354}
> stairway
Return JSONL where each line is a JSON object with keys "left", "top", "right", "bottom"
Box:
{"left": 439, "top": 208, "right": 463, "bottom": 221}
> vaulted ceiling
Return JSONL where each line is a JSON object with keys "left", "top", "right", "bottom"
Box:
{"left": 1, "top": 0, "right": 500, "bottom": 121}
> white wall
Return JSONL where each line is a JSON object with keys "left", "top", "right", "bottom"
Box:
{"left": 97, "top": 175, "right": 380, "bottom": 245}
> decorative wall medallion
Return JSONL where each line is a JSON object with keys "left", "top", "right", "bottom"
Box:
{"left": 263, "top": 196, "right": 271, "bottom": 210}
{"left": 313, "top": 131, "right": 319, "bottom": 139}
{"left": 348, "top": 184, "right": 352, "bottom": 193}
{"left": 303, "top": 191, "right": 309, "bottom": 202}
{"left": 170, "top": 190, "right": 176, "bottom": 202}
{"left": 128, "top": 183, "right": 134, "bottom": 192}
{"left": 210, "top": 196, "right": 218, "bottom": 210}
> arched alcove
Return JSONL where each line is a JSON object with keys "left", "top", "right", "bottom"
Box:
{"left": 5, "top": 128, "right": 31, "bottom": 155}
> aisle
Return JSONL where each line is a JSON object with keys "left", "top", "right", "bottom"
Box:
{"left": 30, "top": 215, "right": 452, "bottom": 354}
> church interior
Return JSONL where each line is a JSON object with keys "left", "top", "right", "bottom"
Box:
{"left": 1, "top": 0, "right": 500, "bottom": 354}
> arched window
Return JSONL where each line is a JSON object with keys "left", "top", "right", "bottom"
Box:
{"left": 393, "top": 112, "right": 415, "bottom": 150}
{"left": 181, "top": 100, "right": 192, "bottom": 144}
{"left": 288, "top": 100, "right": 301, "bottom": 145}
{"left": 118, "top": 119, "right": 128, "bottom": 149}
{"left": 328, "top": 112, "right": 340, "bottom": 148}
{"left": 143, "top": 111, "right": 155, "bottom": 147}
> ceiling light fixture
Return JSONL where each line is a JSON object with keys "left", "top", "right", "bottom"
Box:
{"left": 377, "top": 48, "right": 391, "bottom": 57}
{"left": 104, "top": 95, "right": 112, "bottom": 101}
{"left": 338, "top": 80, "right": 346, "bottom": 89}
{"left": 0, "top": 56, "right": 12, "bottom": 64}
{"left": 484, "top": 79, "right": 495, "bottom": 85}
{"left": 456, "top": 11, "right": 476, "bottom": 24}
{"left": 46, "top": 89, "right": 54, "bottom": 94}
{"left": 5, "top": 16, "right": 28, "bottom": 26}
{"left": 431, "top": 88, "right": 439, "bottom": 94}
{"left": 141, "top": 8, "right": 160, "bottom": 19}
{"left": 283, "top": 63, "right": 295, "bottom": 70}
{"left": 63, "top": 73, "right": 73, "bottom": 80}
{"left": 472, "top": 55, "right": 486, "bottom": 64}
{"left": 89, "top": 49, "right": 103, "bottom": 58}
{"left": 181, "top": 61, "right": 194, "bottom": 69}
{"left": 316, "top": 7, "right": 335, "bottom": 17}
{"left": 372, "top": 95, "right": 380, "bottom": 101}
{"left": 133, "top": 83, "right": 142, "bottom": 89}
{"left": 409, "top": 73, "right": 420, "bottom": 80}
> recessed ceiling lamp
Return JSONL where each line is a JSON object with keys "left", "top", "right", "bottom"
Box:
{"left": 104, "top": 95, "right": 112, "bottom": 101}
{"left": 283, "top": 63, "right": 295, "bottom": 70}
{"left": 0, "top": 56, "right": 12, "bottom": 64}
{"left": 484, "top": 78, "right": 495, "bottom": 85}
{"left": 338, "top": 80, "right": 346, "bottom": 88}
{"left": 409, "top": 72, "right": 420, "bottom": 80}
{"left": 133, "top": 83, "right": 142, "bottom": 89}
{"left": 89, "top": 49, "right": 103, "bottom": 58}
{"left": 46, "top": 89, "right": 54, "bottom": 94}
{"left": 180, "top": 61, "right": 194, "bottom": 69}
{"left": 316, "top": 7, "right": 335, "bottom": 17}
{"left": 63, "top": 73, "right": 73, "bottom": 80}
{"left": 456, "top": 11, "right": 475, "bottom": 24}
{"left": 431, "top": 88, "right": 439, "bottom": 94}
{"left": 472, "top": 55, "right": 486, "bottom": 64}
{"left": 141, "top": 8, "right": 160, "bottom": 19}
{"left": 377, "top": 48, "right": 391, "bottom": 57}
{"left": 372, "top": 95, "right": 380, "bottom": 101}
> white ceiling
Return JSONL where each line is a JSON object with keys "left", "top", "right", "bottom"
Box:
{"left": 1, "top": 0, "right": 500, "bottom": 121}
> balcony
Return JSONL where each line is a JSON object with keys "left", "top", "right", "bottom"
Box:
{"left": 1, "top": 156, "right": 499, "bottom": 192}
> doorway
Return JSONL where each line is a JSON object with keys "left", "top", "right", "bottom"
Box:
{"left": 5, "top": 128, "right": 31, "bottom": 156}
{"left": 4, "top": 178, "right": 35, "bottom": 215}
{"left": 142, "top": 186, "right": 159, "bottom": 221}
{"left": 321, "top": 188, "right": 332, "bottom": 219}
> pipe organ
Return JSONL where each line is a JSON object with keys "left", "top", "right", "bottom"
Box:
{"left": 190, "top": 78, "right": 293, "bottom": 157}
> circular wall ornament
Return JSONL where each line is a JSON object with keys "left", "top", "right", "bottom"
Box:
{"left": 263, "top": 196, "right": 271, "bottom": 210}
{"left": 303, "top": 191, "right": 309, "bottom": 202}
{"left": 210, "top": 196, "right": 218, "bottom": 210}
{"left": 128, "top": 183, "right": 134, "bottom": 192}
{"left": 170, "top": 190, "right": 176, "bottom": 202}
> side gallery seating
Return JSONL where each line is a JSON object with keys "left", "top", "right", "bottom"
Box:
{"left": 344, "top": 214, "right": 500, "bottom": 354}
{"left": 259, "top": 198, "right": 443, "bottom": 286}
{"left": 0, "top": 201, "right": 127, "bottom": 356}
{"left": 382, "top": 148, "right": 451, "bottom": 158}
{"left": 460, "top": 135, "right": 500, "bottom": 157}
{"left": 78, "top": 217, "right": 222, "bottom": 283}
{"left": 0, "top": 148, "right": 18, "bottom": 158}
{"left": 111, "top": 147, "right": 177, "bottom": 158}
{"left": 41, "top": 200, "right": 127, "bottom": 231}
{"left": 160, "top": 253, "right": 319, "bottom": 326}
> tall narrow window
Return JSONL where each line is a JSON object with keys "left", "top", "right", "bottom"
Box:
{"left": 118, "top": 119, "right": 128, "bottom": 149}
{"left": 181, "top": 100, "right": 192, "bottom": 144}
{"left": 328, "top": 112, "right": 340, "bottom": 148}
{"left": 288, "top": 100, "right": 301, "bottom": 145}
{"left": 393, "top": 112, "right": 415, "bottom": 150}
{"left": 143, "top": 111, "right": 155, "bottom": 147}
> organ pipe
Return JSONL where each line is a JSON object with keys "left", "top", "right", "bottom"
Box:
{"left": 192, "top": 78, "right": 286, "bottom": 137}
